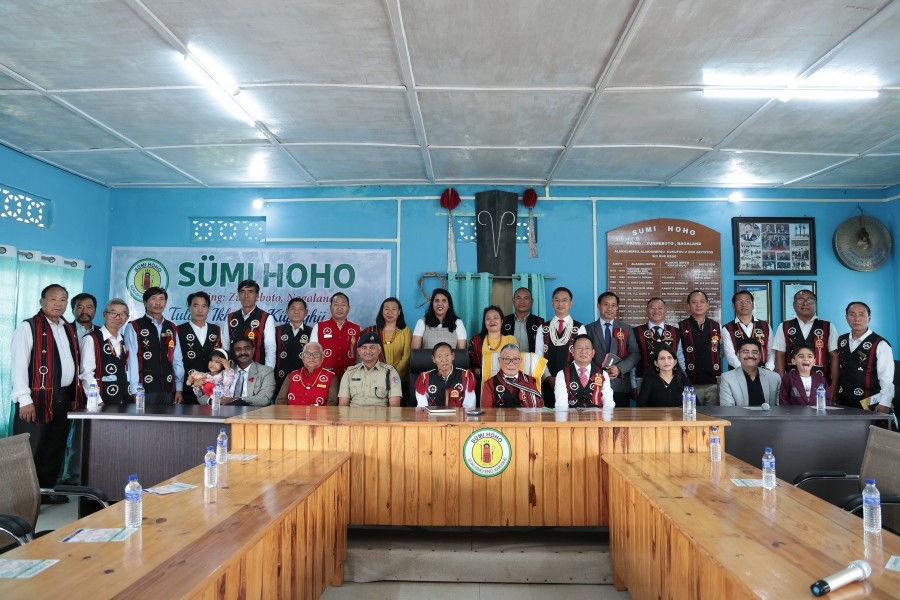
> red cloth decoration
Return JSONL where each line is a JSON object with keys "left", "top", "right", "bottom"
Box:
{"left": 522, "top": 188, "right": 538, "bottom": 208}
{"left": 440, "top": 188, "right": 461, "bottom": 211}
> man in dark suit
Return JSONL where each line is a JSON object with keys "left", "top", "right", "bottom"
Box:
{"left": 585, "top": 292, "right": 640, "bottom": 406}
{"left": 501, "top": 287, "right": 545, "bottom": 353}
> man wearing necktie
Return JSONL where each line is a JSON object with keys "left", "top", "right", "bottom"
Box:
{"left": 199, "top": 335, "right": 275, "bottom": 406}
{"left": 554, "top": 335, "right": 613, "bottom": 409}
{"left": 585, "top": 292, "right": 641, "bottom": 407}
{"left": 632, "top": 298, "right": 680, "bottom": 395}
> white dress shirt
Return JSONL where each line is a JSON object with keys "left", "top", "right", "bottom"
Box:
{"left": 80, "top": 326, "right": 125, "bottom": 386}
{"left": 220, "top": 308, "right": 277, "bottom": 367}
{"left": 846, "top": 329, "right": 895, "bottom": 408}
{"left": 772, "top": 316, "right": 838, "bottom": 353}
{"left": 11, "top": 314, "right": 77, "bottom": 407}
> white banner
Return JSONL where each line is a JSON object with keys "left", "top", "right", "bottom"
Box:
{"left": 109, "top": 247, "right": 391, "bottom": 328}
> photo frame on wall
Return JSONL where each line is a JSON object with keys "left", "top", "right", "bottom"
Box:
{"left": 734, "top": 280, "right": 772, "bottom": 324}
{"left": 732, "top": 217, "right": 816, "bottom": 275}
{"left": 781, "top": 281, "right": 817, "bottom": 322}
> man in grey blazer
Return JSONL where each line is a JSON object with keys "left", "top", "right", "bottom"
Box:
{"left": 586, "top": 292, "right": 641, "bottom": 406}
{"left": 199, "top": 334, "right": 276, "bottom": 406}
{"left": 719, "top": 338, "right": 781, "bottom": 407}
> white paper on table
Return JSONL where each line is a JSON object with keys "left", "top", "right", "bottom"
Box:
{"left": 0, "top": 559, "right": 58, "bottom": 579}
{"left": 61, "top": 527, "right": 138, "bottom": 543}
{"left": 144, "top": 482, "right": 197, "bottom": 495}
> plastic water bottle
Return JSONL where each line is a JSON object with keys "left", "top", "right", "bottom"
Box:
{"left": 86, "top": 381, "right": 100, "bottom": 411}
{"left": 211, "top": 383, "right": 223, "bottom": 411}
{"left": 204, "top": 445, "right": 218, "bottom": 488}
{"left": 863, "top": 479, "right": 882, "bottom": 533}
{"left": 688, "top": 387, "right": 697, "bottom": 417}
{"left": 762, "top": 447, "right": 776, "bottom": 490}
{"left": 682, "top": 386, "right": 689, "bottom": 416}
{"left": 815, "top": 384, "right": 826, "bottom": 411}
{"left": 216, "top": 428, "right": 228, "bottom": 465}
{"left": 135, "top": 383, "right": 145, "bottom": 411}
{"left": 709, "top": 426, "right": 722, "bottom": 462}
{"left": 124, "top": 474, "right": 142, "bottom": 528}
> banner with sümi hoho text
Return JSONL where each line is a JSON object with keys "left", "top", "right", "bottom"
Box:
{"left": 109, "top": 247, "right": 391, "bottom": 328}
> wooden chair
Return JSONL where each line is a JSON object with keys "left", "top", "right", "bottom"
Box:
{"left": 0, "top": 433, "right": 109, "bottom": 549}
{"left": 794, "top": 425, "right": 900, "bottom": 534}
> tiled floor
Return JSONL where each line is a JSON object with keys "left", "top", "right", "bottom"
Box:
{"left": 323, "top": 582, "right": 632, "bottom": 599}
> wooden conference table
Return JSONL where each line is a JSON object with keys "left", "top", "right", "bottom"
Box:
{"left": 71, "top": 404, "right": 259, "bottom": 502}
{"left": 605, "top": 453, "right": 900, "bottom": 599}
{"left": 227, "top": 406, "right": 728, "bottom": 527}
{"left": 0, "top": 450, "right": 350, "bottom": 600}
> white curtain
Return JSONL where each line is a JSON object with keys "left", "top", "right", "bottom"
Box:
{"left": 1, "top": 248, "right": 85, "bottom": 437}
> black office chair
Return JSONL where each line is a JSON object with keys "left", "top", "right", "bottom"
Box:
{"left": 794, "top": 425, "right": 900, "bottom": 534}
{"left": 406, "top": 349, "right": 469, "bottom": 406}
{"left": 0, "top": 433, "right": 109, "bottom": 550}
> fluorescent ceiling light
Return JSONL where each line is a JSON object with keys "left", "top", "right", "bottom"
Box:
{"left": 182, "top": 47, "right": 257, "bottom": 126}
{"left": 728, "top": 192, "right": 744, "bottom": 203}
{"left": 703, "top": 88, "right": 879, "bottom": 101}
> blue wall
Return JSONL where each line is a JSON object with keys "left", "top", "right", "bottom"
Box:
{"left": 2, "top": 146, "right": 898, "bottom": 355}
{"left": 0, "top": 146, "right": 110, "bottom": 296}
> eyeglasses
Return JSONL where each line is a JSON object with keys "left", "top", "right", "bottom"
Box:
{"left": 499, "top": 357, "right": 521, "bottom": 364}
{"left": 734, "top": 300, "right": 753, "bottom": 306}
{"left": 301, "top": 352, "right": 323, "bottom": 358}
{"left": 105, "top": 311, "right": 128, "bottom": 319}
{"left": 795, "top": 297, "right": 816, "bottom": 304}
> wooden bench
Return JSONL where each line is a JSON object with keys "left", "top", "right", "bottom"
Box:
{"left": 0, "top": 450, "right": 350, "bottom": 600}
{"left": 604, "top": 453, "right": 900, "bottom": 599}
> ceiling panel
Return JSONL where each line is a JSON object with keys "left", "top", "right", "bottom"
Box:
{"left": 669, "top": 150, "right": 848, "bottom": 186}
{"left": 577, "top": 90, "right": 764, "bottom": 147}
{"left": 554, "top": 147, "right": 706, "bottom": 183}
{"left": 246, "top": 88, "right": 417, "bottom": 144}
{"left": 431, "top": 148, "right": 560, "bottom": 181}
{"left": 58, "top": 88, "right": 268, "bottom": 147}
{"left": 0, "top": 73, "right": 28, "bottom": 90}
{"left": 0, "top": 0, "right": 194, "bottom": 90}
{"left": 33, "top": 150, "right": 194, "bottom": 185}
{"left": 145, "top": 0, "right": 402, "bottom": 85}
{"left": 151, "top": 145, "right": 313, "bottom": 185}
{"left": 791, "top": 155, "right": 900, "bottom": 187}
{"left": 0, "top": 93, "right": 128, "bottom": 152}
{"left": 402, "top": 0, "right": 637, "bottom": 86}
{"left": 610, "top": 0, "right": 889, "bottom": 87}
{"left": 722, "top": 92, "right": 900, "bottom": 154}
{"left": 420, "top": 90, "right": 589, "bottom": 146}
{"left": 286, "top": 145, "right": 427, "bottom": 182}
{"left": 0, "top": 1, "right": 898, "bottom": 190}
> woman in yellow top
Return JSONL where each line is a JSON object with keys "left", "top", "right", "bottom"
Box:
{"left": 467, "top": 305, "right": 518, "bottom": 387}
{"left": 365, "top": 297, "right": 411, "bottom": 384}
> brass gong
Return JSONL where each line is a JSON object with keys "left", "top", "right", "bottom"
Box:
{"left": 832, "top": 214, "right": 892, "bottom": 272}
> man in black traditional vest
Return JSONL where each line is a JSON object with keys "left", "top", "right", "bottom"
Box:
{"left": 632, "top": 297, "right": 680, "bottom": 393}
{"left": 274, "top": 297, "right": 312, "bottom": 393}
{"left": 177, "top": 291, "right": 222, "bottom": 404}
{"left": 80, "top": 298, "right": 131, "bottom": 405}
{"left": 11, "top": 284, "right": 80, "bottom": 501}
{"left": 773, "top": 288, "right": 839, "bottom": 398}
{"left": 836, "top": 301, "right": 894, "bottom": 413}
{"left": 502, "top": 287, "right": 545, "bottom": 353}
{"left": 222, "top": 279, "right": 275, "bottom": 367}
{"left": 125, "top": 286, "right": 183, "bottom": 405}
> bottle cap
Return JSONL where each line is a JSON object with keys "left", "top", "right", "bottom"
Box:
{"left": 129, "top": 474, "right": 138, "bottom": 481}
{"left": 711, "top": 426, "right": 718, "bottom": 432}
{"left": 764, "top": 447, "right": 772, "bottom": 453}
{"left": 207, "top": 445, "right": 215, "bottom": 451}
{"left": 865, "top": 478, "right": 876, "bottom": 485}
{"left": 220, "top": 427, "right": 226, "bottom": 433}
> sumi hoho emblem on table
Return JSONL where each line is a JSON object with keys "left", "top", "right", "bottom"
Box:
{"left": 463, "top": 428, "right": 511, "bottom": 478}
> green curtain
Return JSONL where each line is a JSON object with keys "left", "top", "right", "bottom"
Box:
{"left": 1, "top": 249, "right": 85, "bottom": 438}
{"left": 447, "top": 271, "right": 493, "bottom": 336}
{"left": 513, "top": 273, "right": 547, "bottom": 320}
{"left": 0, "top": 245, "right": 18, "bottom": 437}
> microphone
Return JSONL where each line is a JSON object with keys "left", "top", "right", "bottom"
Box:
{"left": 810, "top": 560, "right": 871, "bottom": 596}
{"left": 760, "top": 402, "right": 770, "bottom": 411}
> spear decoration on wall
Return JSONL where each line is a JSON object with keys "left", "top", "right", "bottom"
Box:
{"left": 440, "top": 188, "right": 461, "bottom": 271}
{"left": 523, "top": 188, "right": 538, "bottom": 258}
